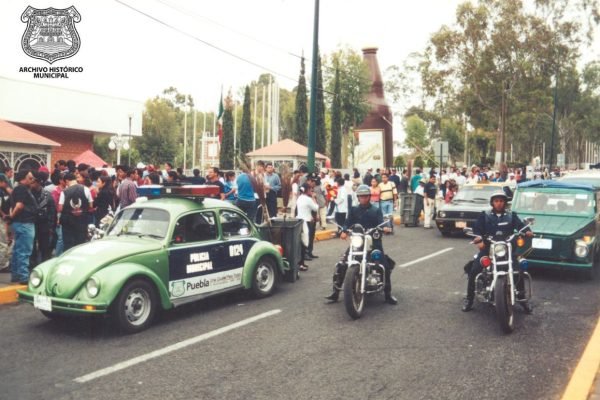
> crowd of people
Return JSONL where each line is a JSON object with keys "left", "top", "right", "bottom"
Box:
{"left": 0, "top": 158, "right": 560, "bottom": 284}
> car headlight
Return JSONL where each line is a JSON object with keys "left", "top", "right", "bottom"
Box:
{"left": 574, "top": 240, "right": 589, "bottom": 258}
{"left": 85, "top": 277, "right": 101, "bottom": 298}
{"left": 438, "top": 211, "right": 446, "bottom": 218}
{"left": 30, "top": 269, "right": 43, "bottom": 288}
{"left": 492, "top": 243, "right": 507, "bottom": 258}
{"left": 351, "top": 235, "right": 364, "bottom": 250}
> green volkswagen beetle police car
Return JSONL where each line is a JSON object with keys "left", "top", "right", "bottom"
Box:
{"left": 18, "top": 185, "right": 293, "bottom": 333}
{"left": 511, "top": 180, "right": 600, "bottom": 279}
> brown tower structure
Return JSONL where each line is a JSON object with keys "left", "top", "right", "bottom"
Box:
{"left": 355, "top": 47, "right": 393, "bottom": 168}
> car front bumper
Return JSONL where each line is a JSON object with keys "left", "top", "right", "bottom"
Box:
{"left": 17, "top": 290, "right": 109, "bottom": 315}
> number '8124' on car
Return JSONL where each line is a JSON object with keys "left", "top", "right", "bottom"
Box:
{"left": 18, "top": 186, "right": 292, "bottom": 333}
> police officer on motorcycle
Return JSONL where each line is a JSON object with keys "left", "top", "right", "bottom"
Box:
{"left": 325, "top": 184, "right": 398, "bottom": 305}
{"left": 462, "top": 191, "right": 534, "bottom": 312}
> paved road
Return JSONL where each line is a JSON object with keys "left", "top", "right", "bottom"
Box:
{"left": 1, "top": 227, "right": 598, "bottom": 400}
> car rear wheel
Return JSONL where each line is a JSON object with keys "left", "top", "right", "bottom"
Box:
{"left": 112, "top": 278, "right": 157, "bottom": 334}
{"left": 251, "top": 257, "right": 277, "bottom": 298}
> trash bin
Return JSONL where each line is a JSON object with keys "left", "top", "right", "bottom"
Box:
{"left": 258, "top": 217, "right": 303, "bottom": 282}
{"left": 400, "top": 193, "right": 422, "bottom": 227}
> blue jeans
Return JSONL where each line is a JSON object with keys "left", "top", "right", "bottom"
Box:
{"left": 380, "top": 200, "right": 394, "bottom": 228}
{"left": 54, "top": 225, "right": 64, "bottom": 256}
{"left": 10, "top": 222, "right": 35, "bottom": 283}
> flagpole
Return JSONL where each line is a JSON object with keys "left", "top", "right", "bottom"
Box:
{"left": 201, "top": 112, "right": 206, "bottom": 173}
{"left": 192, "top": 110, "right": 197, "bottom": 169}
{"left": 253, "top": 85, "right": 258, "bottom": 151}
{"left": 267, "top": 76, "right": 272, "bottom": 146}
{"left": 261, "top": 85, "right": 266, "bottom": 148}
{"left": 183, "top": 111, "right": 187, "bottom": 171}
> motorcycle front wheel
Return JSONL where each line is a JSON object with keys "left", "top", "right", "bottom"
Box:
{"left": 495, "top": 275, "right": 514, "bottom": 333}
{"left": 343, "top": 265, "right": 365, "bottom": 319}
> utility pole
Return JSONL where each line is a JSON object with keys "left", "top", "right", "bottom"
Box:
{"left": 307, "top": 0, "right": 320, "bottom": 173}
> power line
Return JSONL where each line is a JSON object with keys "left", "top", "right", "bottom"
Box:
{"left": 114, "top": 0, "right": 298, "bottom": 84}
{"left": 145, "top": 0, "right": 365, "bottom": 93}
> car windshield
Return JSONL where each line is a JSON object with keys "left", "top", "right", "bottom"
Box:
{"left": 107, "top": 208, "right": 170, "bottom": 239}
{"left": 452, "top": 186, "right": 499, "bottom": 203}
{"left": 513, "top": 190, "right": 594, "bottom": 215}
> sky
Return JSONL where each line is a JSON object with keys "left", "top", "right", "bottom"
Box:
{"left": 1, "top": 0, "right": 598, "bottom": 140}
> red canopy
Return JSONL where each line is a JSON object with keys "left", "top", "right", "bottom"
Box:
{"left": 74, "top": 149, "right": 108, "bottom": 168}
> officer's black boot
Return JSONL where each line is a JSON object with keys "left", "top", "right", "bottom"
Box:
{"left": 516, "top": 274, "right": 532, "bottom": 314}
{"left": 325, "top": 289, "right": 339, "bottom": 302}
{"left": 384, "top": 292, "right": 398, "bottom": 305}
{"left": 462, "top": 274, "right": 475, "bottom": 312}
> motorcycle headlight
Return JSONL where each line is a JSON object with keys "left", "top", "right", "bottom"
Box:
{"left": 438, "top": 211, "right": 446, "bottom": 218}
{"left": 492, "top": 243, "right": 507, "bottom": 258}
{"left": 85, "top": 277, "right": 101, "bottom": 298}
{"left": 351, "top": 235, "right": 364, "bottom": 250}
{"left": 30, "top": 269, "right": 43, "bottom": 288}
{"left": 574, "top": 240, "right": 589, "bottom": 258}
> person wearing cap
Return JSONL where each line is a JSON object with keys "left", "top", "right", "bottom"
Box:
{"left": 462, "top": 191, "right": 533, "bottom": 312}
{"left": 325, "top": 184, "right": 397, "bottom": 304}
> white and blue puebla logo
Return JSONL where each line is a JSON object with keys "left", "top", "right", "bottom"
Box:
{"left": 21, "top": 6, "right": 81, "bottom": 64}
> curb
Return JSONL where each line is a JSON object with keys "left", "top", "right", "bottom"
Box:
{"left": 0, "top": 284, "right": 26, "bottom": 305}
{"left": 561, "top": 315, "right": 600, "bottom": 400}
{"left": 315, "top": 229, "right": 337, "bottom": 241}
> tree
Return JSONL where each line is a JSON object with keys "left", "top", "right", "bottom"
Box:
{"left": 330, "top": 68, "right": 342, "bottom": 168}
{"left": 219, "top": 93, "right": 235, "bottom": 169}
{"left": 324, "top": 46, "right": 371, "bottom": 166}
{"left": 136, "top": 97, "right": 179, "bottom": 166}
{"left": 239, "top": 86, "right": 252, "bottom": 156}
{"left": 393, "top": 155, "right": 406, "bottom": 168}
{"left": 315, "top": 52, "right": 327, "bottom": 155}
{"left": 294, "top": 57, "right": 308, "bottom": 145}
{"left": 404, "top": 115, "right": 428, "bottom": 151}
{"left": 440, "top": 119, "right": 465, "bottom": 162}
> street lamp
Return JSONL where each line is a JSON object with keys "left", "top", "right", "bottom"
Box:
{"left": 108, "top": 133, "right": 130, "bottom": 165}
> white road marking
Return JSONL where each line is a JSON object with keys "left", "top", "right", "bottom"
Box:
{"left": 73, "top": 309, "right": 282, "bottom": 384}
{"left": 399, "top": 247, "right": 454, "bottom": 268}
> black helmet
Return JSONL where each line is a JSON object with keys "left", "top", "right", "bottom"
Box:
{"left": 356, "top": 184, "right": 371, "bottom": 196}
{"left": 489, "top": 191, "right": 508, "bottom": 206}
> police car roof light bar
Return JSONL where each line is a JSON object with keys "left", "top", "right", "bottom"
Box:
{"left": 137, "top": 185, "right": 221, "bottom": 201}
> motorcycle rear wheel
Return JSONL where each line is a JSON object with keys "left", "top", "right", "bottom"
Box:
{"left": 495, "top": 275, "right": 514, "bottom": 334}
{"left": 343, "top": 265, "right": 365, "bottom": 319}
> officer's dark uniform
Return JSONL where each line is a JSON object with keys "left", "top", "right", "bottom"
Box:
{"left": 463, "top": 208, "right": 531, "bottom": 312}
{"left": 326, "top": 201, "right": 397, "bottom": 304}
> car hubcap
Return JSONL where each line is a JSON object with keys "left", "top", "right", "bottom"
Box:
{"left": 256, "top": 264, "right": 274, "bottom": 292}
{"left": 125, "top": 288, "right": 150, "bottom": 326}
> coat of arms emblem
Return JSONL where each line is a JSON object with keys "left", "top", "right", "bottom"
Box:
{"left": 21, "top": 6, "right": 81, "bottom": 64}
{"left": 171, "top": 281, "right": 186, "bottom": 298}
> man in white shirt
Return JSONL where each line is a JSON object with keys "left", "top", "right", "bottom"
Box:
{"left": 296, "top": 183, "right": 319, "bottom": 270}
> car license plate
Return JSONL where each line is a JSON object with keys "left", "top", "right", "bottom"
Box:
{"left": 34, "top": 295, "right": 52, "bottom": 312}
{"left": 455, "top": 221, "right": 467, "bottom": 228}
{"left": 532, "top": 238, "right": 552, "bottom": 250}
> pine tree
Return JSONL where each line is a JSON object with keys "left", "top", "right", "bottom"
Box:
{"left": 219, "top": 95, "right": 234, "bottom": 169}
{"left": 240, "top": 86, "right": 252, "bottom": 156}
{"left": 294, "top": 57, "right": 308, "bottom": 145}
{"left": 315, "top": 52, "right": 326, "bottom": 155}
{"left": 330, "top": 68, "right": 342, "bottom": 168}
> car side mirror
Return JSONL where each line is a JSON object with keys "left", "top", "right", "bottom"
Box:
{"left": 524, "top": 217, "right": 535, "bottom": 225}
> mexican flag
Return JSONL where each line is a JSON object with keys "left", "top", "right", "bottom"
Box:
{"left": 217, "top": 91, "right": 224, "bottom": 144}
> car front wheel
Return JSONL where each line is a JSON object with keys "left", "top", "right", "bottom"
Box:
{"left": 113, "top": 278, "right": 157, "bottom": 334}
